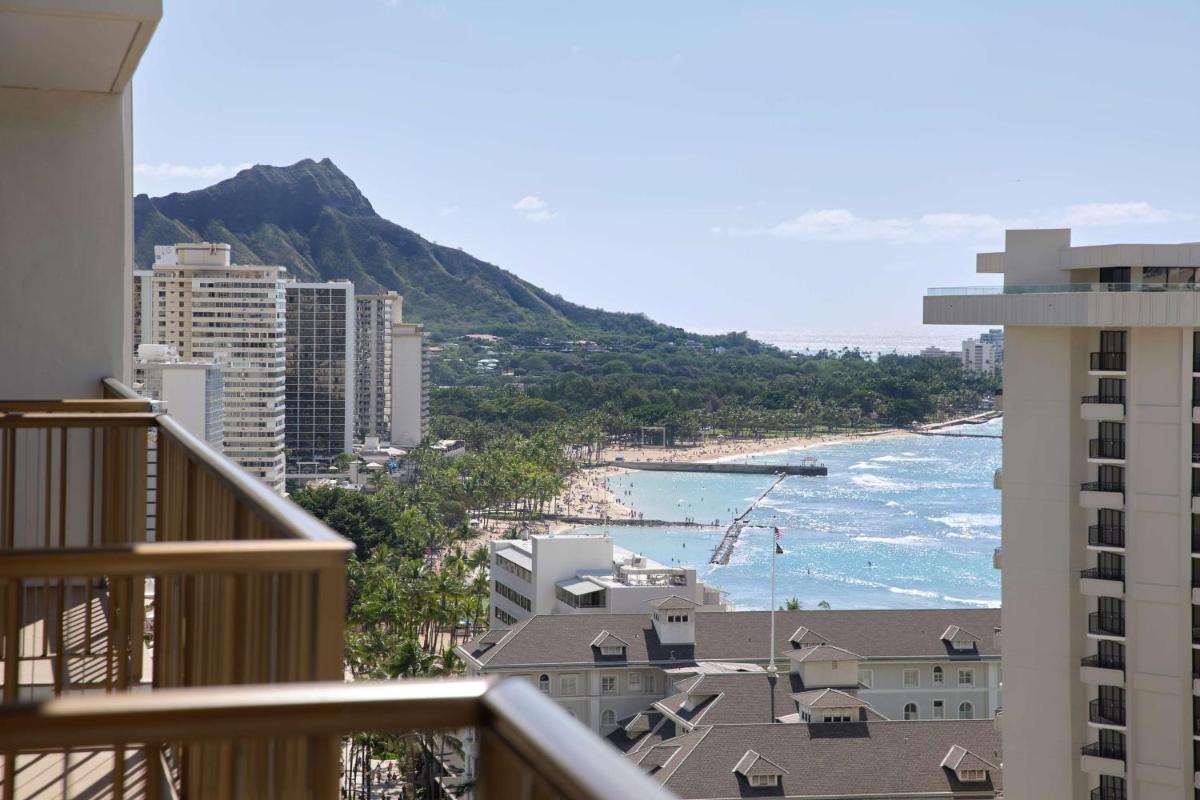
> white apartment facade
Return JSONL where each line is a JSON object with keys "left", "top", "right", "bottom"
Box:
{"left": 926, "top": 228, "right": 1200, "bottom": 800}
{"left": 961, "top": 329, "right": 1004, "bottom": 377}
{"left": 355, "top": 292, "right": 397, "bottom": 439}
{"left": 489, "top": 533, "right": 727, "bottom": 627}
{"left": 285, "top": 281, "right": 354, "bottom": 469}
{"left": 146, "top": 243, "right": 288, "bottom": 492}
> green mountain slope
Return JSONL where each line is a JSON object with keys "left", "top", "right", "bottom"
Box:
{"left": 134, "top": 158, "right": 670, "bottom": 340}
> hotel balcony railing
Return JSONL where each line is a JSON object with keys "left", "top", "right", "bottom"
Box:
{"left": 1090, "top": 784, "right": 1127, "bottom": 800}
{"left": 0, "top": 678, "right": 673, "bottom": 800}
{"left": 1088, "top": 698, "right": 1126, "bottom": 727}
{"left": 1088, "top": 612, "right": 1125, "bottom": 637}
{"left": 1193, "top": 470, "right": 1200, "bottom": 497}
{"left": 1082, "top": 480, "right": 1125, "bottom": 494}
{"left": 1192, "top": 626, "right": 1200, "bottom": 645}
{"left": 1089, "top": 439, "right": 1126, "bottom": 460}
{"left": 0, "top": 381, "right": 670, "bottom": 799}
{"left": 1081, "top": 740, "right": 1125, "bottom": 762}
{"left": 1081, "top": 394, "right": 1126, "bottom": 407}
{"left": 1088, "top": 524, "right": 1125, "bottom": 549}
{"left": 1090, "top": 352, "right": 1127, "bottom": 372}
{"left": 1081, "top": 653, "right": 1125, "bottom": 672}
{"left": 1081, "top": 565, "right": 1125, "bottom": 583}
{"left": 1192, "top": 529, "right": 1200, "bottom": 554}
{"left": 1194, "top": 717, "right": 1200, "bottom": 736}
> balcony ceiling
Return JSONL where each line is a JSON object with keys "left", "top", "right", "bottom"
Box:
{"left": 0, "top": 0, "right": 160, "bottom": 93}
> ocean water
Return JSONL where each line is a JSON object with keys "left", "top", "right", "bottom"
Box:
{"left": 707, "top": 328, "right": 990, "bottom": 356}
{"left": 575, "top": 419, "right": 1001, "bottom": 611}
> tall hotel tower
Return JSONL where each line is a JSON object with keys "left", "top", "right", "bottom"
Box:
{"left": 926, "top": 228, "right": 1200, "bottom": 800}
{"left": 147, "top": 243, "right": 288, "bottom": 492}
{"left": 355, "top": 292, "right": 397, "bottom": 439}
{"left": 285, "top": 281, "right": 354, "bottom": 470}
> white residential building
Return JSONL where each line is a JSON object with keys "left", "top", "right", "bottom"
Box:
{"left": 285, "top": 281, "right": 354, "bottom": 470}
{"left": 489, "top": 533, "right": 728, "bottom": 626}
{"left": 134, "top": 343, "right": 224, "bottom": 449}
{"left": 392, "top": 318, "right": 429, "bottom": 447}
{"left": 925, "top": 229, "right": 1200, "bottom": 800}
{"left": 146, "top": 243, "right": 287, "bottom": 492}
{"left": 355, "top": 292, "right": 397, "bottom": 439}
{"left": 961, "top": 330, "right": 1004, "bottom": 377}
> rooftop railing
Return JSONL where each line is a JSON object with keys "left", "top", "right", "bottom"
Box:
{"left": 928, "top": 282, "right": 1200, "bottom": 296}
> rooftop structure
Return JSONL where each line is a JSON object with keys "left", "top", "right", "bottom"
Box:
{"left": 134, "top": 343, "right": 224, "bottom": 449}
{"left": 925, "top": 228, "right": 1200, "bottom": 800}
{"left": 489, "top": 533, "right": 727, "bottom": 627}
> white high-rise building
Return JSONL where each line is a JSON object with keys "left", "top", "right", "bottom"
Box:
{"left": 147, "top": 243, "right": 287, "bottom": 492}
{"left": 135, "top": 343, "right": 224, "bottom": 449}
{"left": 961, "top": 334, "right": 1003, "bottom": 377}
{"left": 285, "top": 281, "right": 354, "bottom": 470}
{"left": 926, "top": 228, "right": 1200, "bottom": 800}
{"left": 355, "top": 292, "right": 397, "bottom": 439}
{"left": 391, "top": 315, "right": 429, "bottom": 447}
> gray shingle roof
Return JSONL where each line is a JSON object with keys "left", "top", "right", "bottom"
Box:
{"left": 654, "top": 673, "right": 880, "bottom": 728}
{"left": 459, "top": 608, "right": 1000, "bottom": 668}
{"left": 643, "top": 720, "right": 1002, "bottom": 799}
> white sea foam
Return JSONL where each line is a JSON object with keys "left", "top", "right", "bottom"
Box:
{"left": 850, "top": 474, "right": 905, "bottom": 490}
{"left": 888, "top": 586, "right": 940, "bottom": 599}
{"left": 852, "top": 534, "right": 929, "bottom": 546}
{"left": 871, "top": 454, "right": 938, "bottom": 463}
{"left": 942, "top": 595, "right": 1002, "bottom": 608}
{"left": 849, "top": 461, "right": 884, "bottom": 470}
{"left": 929, "top": 513, "right": 1002, "bottom": 529}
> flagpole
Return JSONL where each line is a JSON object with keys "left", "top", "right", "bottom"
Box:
{"left": 768, "top": 514, "right": 777, "bottom": 675}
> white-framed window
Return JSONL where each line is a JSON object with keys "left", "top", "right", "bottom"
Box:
{"left": 932, "top": 699, "right": 945, "bottom": 720}
{"left": 903, "top": 669, "right": 920, "bottom": 688}
{"left": 958, "top": 701, "right": 975, "bottom": 720}
{"left": 560, "top": 675, "right": 578, "bottom": 696}
{"left": 629, "top": 672, "right": 643, "bottom": 690}
{"left": 538, "top": 674, "right": 550, "bottom": 694}
{"left": 748, "top": 775, "right": 779, "bottom": 787}
{"left": 903, "top": 702, "right": 918, "bottom": 720}
{"left": 600, "top": 645, "right": 624, "bottom": 657}
{"left": 932, "top": 665, "right": 944, "bottom": 685}
{"left": 858, "top": 668, "right": 873, "bottom": 688}
{"left": 600, "top": 709, "right": 617, "bottom": 726}
{"left": 958, "top": 668, "right": 975, "bottom": 687}
{"left": 959, "top": 768, "right": 986, "bottom": 782}
{"left": 821, "top": 710, "right": 852, "bottom": 723}
{"left": 600, "top": 675, "right": 617, "bottom": 694}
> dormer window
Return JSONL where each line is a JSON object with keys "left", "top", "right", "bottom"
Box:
{"left": 667, "top": 613, "right": 689, "bottom": 623}
{"left": 590, "top": 630, "right": 630, "bottom": 659}
{"left": 941, "top": 625, "right": 980, "bottom": 652}
{"left": 940, "top": 744, "right": 997, "bottom": 785}
{"left": 732, "top": 749, "right": 787, "bottom": 788}
{"left": 960, "top": 769, "right": 986, "bottom": 782}
{"left": 749, "top": 775, "right": 778, "bottom": 787}
{"left": 600, "top": 645, "right": 624, "bottom": 656}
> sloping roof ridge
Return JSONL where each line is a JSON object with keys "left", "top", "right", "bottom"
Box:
{"left": 464, "top": 616, "right": 532, "bottom": 663}
{"left": 590, "top": 629, "right": 632, "bottom": 648}
{"left": 656, "top": 725, "right": 714, "bottom": 784}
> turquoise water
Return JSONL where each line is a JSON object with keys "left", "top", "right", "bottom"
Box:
{"left": 575, "top": 419, "right": 1001, "bottom": 611}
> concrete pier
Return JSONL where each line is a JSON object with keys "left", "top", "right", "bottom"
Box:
{"left": 608, "top": 461, "right": 827, "bottom": 476}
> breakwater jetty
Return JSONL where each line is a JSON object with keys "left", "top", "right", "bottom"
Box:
{"left": 709, "top": 473, "right": 788, "bottom": 565}
{"left": 543, "top": 514, "right": 716, "bottom": 529}
{"left": 913, "top": 411, "right": 1002, "bottom": 439}
{"left": 609, "top": 461, "right": 827, "bottom": 476}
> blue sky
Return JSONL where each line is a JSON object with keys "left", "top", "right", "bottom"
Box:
{"left": 133, "top": 1, "right": 1200, "bottom": 340}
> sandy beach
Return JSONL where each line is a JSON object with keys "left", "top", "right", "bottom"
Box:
{"left": 551, "top": 428, "right": 909, "bottom": 526}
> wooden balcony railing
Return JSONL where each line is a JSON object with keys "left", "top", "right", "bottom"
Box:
{"left": 0, "top": 381, "right": 353, "bottom": 797}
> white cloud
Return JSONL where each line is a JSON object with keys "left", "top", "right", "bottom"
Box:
{"left": 134, "top": 162, "right": 252, "bottom": 181}
{"left": 718, "top": 202, "right": 1187, "bottom": 244}
{"left": 512, "top": 195, "right": 557, "bottom": 223}
{"left": 439, "top": 205, "right": 460, "bottom": 217}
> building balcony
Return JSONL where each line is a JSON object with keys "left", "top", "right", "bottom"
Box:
{"left": 1080, "top": 741, "right": 1126, "bottom": 777}
{"left": 924, "top": 283, "right": 1200, "bottom": 328}
{"left": 1090, "top": 784, "right": 1127, "bottom": 800}
{"left": 1088, "top": 698, "right": 1126, "bottom": 728}
{"left": 1080, "top": 566, "right": 1124, "bottom": 598}
{"left": 1081, "top": 482, "right": 1124, "bottom": 510}
{"left": 1088, "top": 524, "right": 1125, "bottom": 550}
{"left": 1192, "top": 627, "right": 1200, "bottom": 649}
{"left": 1193, "top": 529, "right": 1200, "bottom": 557}
{"left": 1193, "top": 404, "right": 1200, "bottom": 425}
{"left": 1081, "top": 396, "right": 1125, "bottom": 422}
{"left": 0, "top": 381, "right": 668, "bottom": 799}
{"left": 993, "top": 547, "right": 1002, "bottom": 570}
{"left": 1088, "top": 439, "right": 1126, "bottom": 463}
{"left": 1088, "top": 612, "right": 1125, "bottom": 639}
{"left": 1080, "top": 654, "right": 1124, "bottom": 688}
{"left": 1089, "top": 352, "right": 1127, "bottom": 374}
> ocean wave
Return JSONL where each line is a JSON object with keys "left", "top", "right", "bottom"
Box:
{"left": 941, "top": 595, "right": 1001, "bottom": 608}
{"left": 888, "top": 586, "right": 940, "bottom": 599}
{"left": 850, "top": 474, "right": 905, "bottom": 490}
{"left": 852, "top": 534, "right": 930, "bottom": 546}
{"left": 849, "top": 461, "right": 884, "bottom": 470}
{"left": 871, "top": 454, "right": 938, "bottom": 463}
{"left": 929, "top": 512, "right": 1001, "bottom": 529}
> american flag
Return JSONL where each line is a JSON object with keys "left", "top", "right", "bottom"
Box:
{"left": 774, "top": 526, "right": 784, "bottom": 555}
